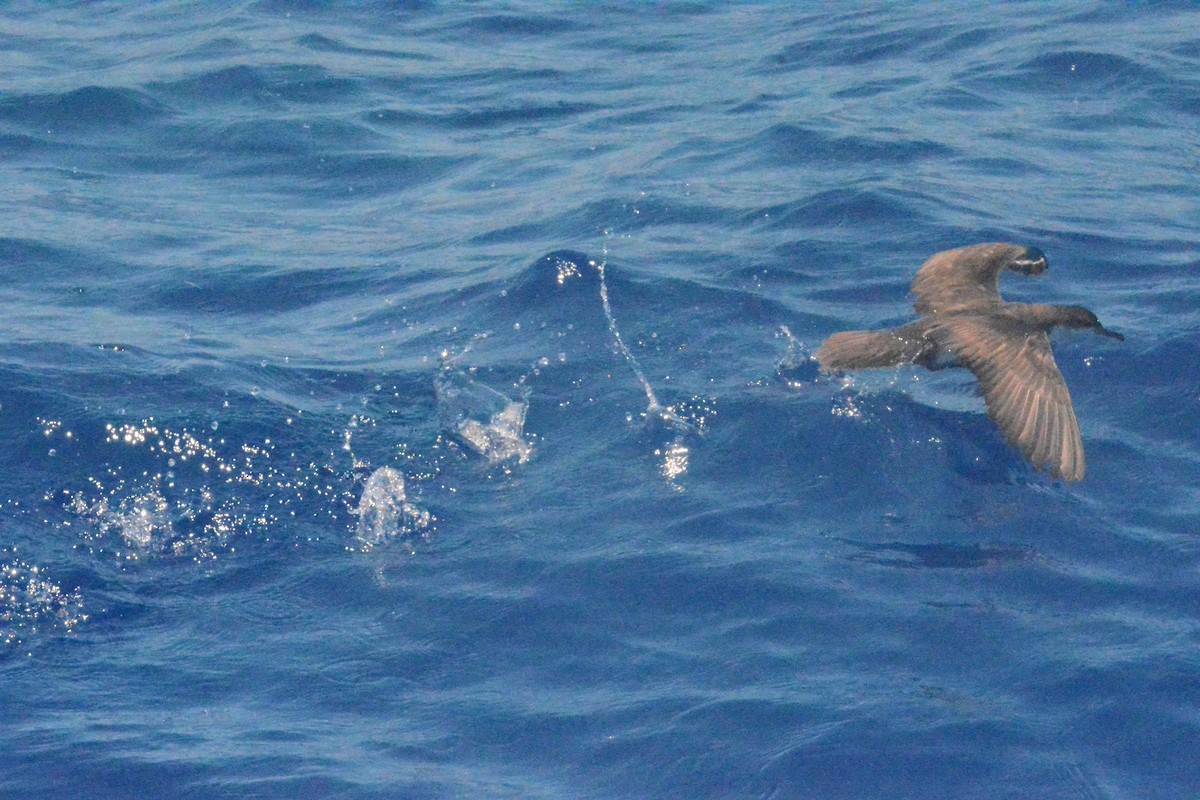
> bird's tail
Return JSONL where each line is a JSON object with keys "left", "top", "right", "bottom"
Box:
{"left": 815, "top": 327, "right": 930, "bottom": 371}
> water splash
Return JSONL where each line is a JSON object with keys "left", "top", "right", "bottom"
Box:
{"left": 593, "top": 256, "right": 690, "bottom": 432}
{"left": 532, "top": 251, "right": 709, "bottom": 485}
{"left": 437, "top": 251, "right": 707, "bottom": 484}
{"left": 775, "top": 325, "right": 820, "bottom": 389}
{"left": 85, "top": 487, "right": 173, "bottom": 550}
{"left": 354, "top": 467, "right": 431, "bottom": 551}
{"left": 1, "top": 550, "right": 87, "bottom": 648}
{"left": 455, "top": 399, "right": 532, "bottom": 464}
{"left": 66, "top": 475, "right": 256, "bottom": 563}
{"left": 61, "top": 417, "right": 353, "bottom": 563}
{"left": 435, "top": 346, "right": 534, "bottom": 466}
{"left": 776, "top": 325, "right": 869, "bottom": 420}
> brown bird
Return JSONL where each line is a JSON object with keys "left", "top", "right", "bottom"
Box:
{"left": 815, "top": 243, "right": 1123, "bottom": 481}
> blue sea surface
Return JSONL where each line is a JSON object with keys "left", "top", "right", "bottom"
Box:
{"left": 2, "top": 2, "right": 1199, "bottom": 798}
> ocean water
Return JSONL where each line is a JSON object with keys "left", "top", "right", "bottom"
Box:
{"left": 2, "top": 2, "right": 1198, "bottom": 798}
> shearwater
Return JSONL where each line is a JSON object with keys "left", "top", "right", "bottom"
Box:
{"left": 816, "top": 243, "right": 1123, "bottom": 481}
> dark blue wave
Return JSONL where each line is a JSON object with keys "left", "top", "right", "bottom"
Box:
{"left": 0, "top": 86, "right": 165, "bottom": 133}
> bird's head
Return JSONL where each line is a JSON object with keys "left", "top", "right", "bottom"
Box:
{"left": 1056, "top": 305, "right": 1124, "bottom": 340}
{"left": 1006, "top": 245, "right": 1049, "bottom": 276}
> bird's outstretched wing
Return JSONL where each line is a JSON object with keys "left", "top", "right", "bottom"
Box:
{"left": 911, "top": 243, "right": 1046, "bottom": 316}
{"left": 931, "top": 314, "right": 1085, "bottom": 481}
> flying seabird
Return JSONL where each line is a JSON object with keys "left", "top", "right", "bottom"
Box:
{"left": 815, "top": 243, "right": 1123, "bottom": 481}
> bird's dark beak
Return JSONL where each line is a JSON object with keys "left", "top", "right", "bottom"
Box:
{"left": 1096, "top": 323, "right": 1124, "bottom": 341}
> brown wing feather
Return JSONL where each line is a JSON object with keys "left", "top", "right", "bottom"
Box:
{"left": 911, "top": 243, "right": 1026, "bottom": 316}
{"left": 931, "top": 315, "right": 1085, "bottom": 481}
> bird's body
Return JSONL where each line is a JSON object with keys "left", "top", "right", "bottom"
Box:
{"left": 815, "top": 243, "right": 1123, "bottom": 481}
